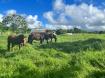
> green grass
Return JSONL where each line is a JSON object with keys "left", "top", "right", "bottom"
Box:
{"left": 0, "top": 33, "right": 105, "bottom": 78}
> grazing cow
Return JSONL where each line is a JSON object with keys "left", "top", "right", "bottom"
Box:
{"left": 7, "top": 34, "right": 25, "bottom": 51}
{"left": 28, "top": 32, "right": 57, "bottom": 44}
{"left": 47, "top": 32, "right": 57, "bottom": 43}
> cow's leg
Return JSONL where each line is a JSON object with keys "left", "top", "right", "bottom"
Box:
{"left": 29, "top": 39, "right": 33, "bottom": 44}
{"left": 19, "top": 44, "right": 21, "bottom": 50}
{"left": 40, "top": 39, "right": 42, "bottom": 44}
{"left": 40, "top": 38, "right": 44, "bottom": 44}
{"left": 46, "top": 39, "right": 49, "bottom": 44}
{"left": 7, "top": 42, "right": 11, "bottom": 51}
{"left": 55, "top": 38, "right": 57, "bottom": 42}
{"left": 54, "top": 37, "right": 57, "bottom": 42}
{"left": 51, "top": 38, "right": 52, "bottom": 42}
{"left": 12, "top": 43, "right": 14, "bottom": 51}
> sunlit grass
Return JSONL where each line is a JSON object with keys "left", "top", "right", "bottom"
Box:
{"left": 0, "top": 33, "right": 105, "bottom": 78}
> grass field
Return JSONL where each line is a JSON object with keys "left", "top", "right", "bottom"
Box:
{"left": 0, "top": 33, "right": 105, "bottom": 78}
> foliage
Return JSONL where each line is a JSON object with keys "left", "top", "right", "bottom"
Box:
{"left": 67, "top": 27, "right": 88, "bottom": 33}
{"left": 0, "top": 22, "right": 3, "bottom": 31}
{"left": 2, "top": 14, "right": 28, "bottom": 33}
{"left": 56, "top": 28, "right": 88, "bottom": 35}
{"left": 56, "top": 29, "right": 67, "bottom": 35}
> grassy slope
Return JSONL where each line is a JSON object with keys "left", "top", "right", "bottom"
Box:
{"left": 0, "top": 34, "right": 105, "bottom": 78}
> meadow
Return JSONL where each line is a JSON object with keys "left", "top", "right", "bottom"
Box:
{"left": 0, "top": 33, "right": 105, "bottom": 78}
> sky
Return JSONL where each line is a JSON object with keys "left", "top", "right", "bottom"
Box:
{"left": 0, "top": 0, "right": 105, "bottom": 31}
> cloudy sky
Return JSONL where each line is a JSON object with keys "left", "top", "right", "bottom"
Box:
{"left": 0, "top": 0, "right": 105, "bottom": 31}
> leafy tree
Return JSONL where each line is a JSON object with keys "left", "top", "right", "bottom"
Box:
{"left": 0, "top": 22, "right": 3, "bottom": 30}
{"left": 0, "top": 22, "right": 6, "bottom": 32}
{"left": 67, "top": 28, "right": 87, "bottom": 33}
{"left": 2, "top": 14, "right": 28, "bottom": 33}
{"left": 10, "top": 23, "right": 17, "bottom": 32}
{"left": 56, "top": 29, "right": 67, "bottom": 35}
{"left": 73, "top": 27, "right": 81, "bottom": 33}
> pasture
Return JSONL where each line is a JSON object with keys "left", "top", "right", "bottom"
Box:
{"left": 0, "top": 33, "right": 105, "bottom": 78}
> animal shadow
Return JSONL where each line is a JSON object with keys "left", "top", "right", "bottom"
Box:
{"left": 0, "top": 48, "right": 16, "bottom": 58}
{"left": 39, "top": 38, "right": 105, "bottom": 53}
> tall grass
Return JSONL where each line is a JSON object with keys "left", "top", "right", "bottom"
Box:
{"left": 0, "top": 34, "right": 105, "bottom": 78}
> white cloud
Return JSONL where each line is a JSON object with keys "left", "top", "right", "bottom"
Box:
{"left": 43, "top": 0, "right": 105, "bottom": 31}
{"left": 54, "top": 0, "right": 65, "bottom": 11}
{"left": 0, "top": 14, "right": 3, "bottom": 22}
{"left": 43, "top": 11, "right": 56, "bottom": 24}
{"left": 65, "top": 3, "right": 105, "bottom": 26}
{"left": 45, "top": 24, "right": 73, "bottom": 30}
{"left": 26, "top": 15, "right": 42, "bottom": 28}
{"left": 6, "top": 9, "right": 17, "bottom": 15}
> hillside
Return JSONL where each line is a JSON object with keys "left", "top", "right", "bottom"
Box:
{"left": 0, "top": 34, "right": 105, "bottom": 78}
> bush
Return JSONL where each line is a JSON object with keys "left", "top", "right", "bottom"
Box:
{"left": 56, "top": 29, "right": 67, "bottom": 35}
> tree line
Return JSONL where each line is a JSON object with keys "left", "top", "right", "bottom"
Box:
{"left": 56, "top": 28, "right": 105, "bottom": 35}
{"left": 0, "top": 14, "right": 105, "bottom": 34}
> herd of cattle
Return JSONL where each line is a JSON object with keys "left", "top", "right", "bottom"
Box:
{"left": 7, "top": 30, "right": 57, "bottom": 51}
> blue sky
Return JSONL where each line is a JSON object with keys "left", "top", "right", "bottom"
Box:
{"left": 0, "top": 0, "right": 105, "bottom": 30}
{"left": 0, "top": 0, "right": 70, "bottom": 24}
{"left": 0, "top": 0, "right": 105, "bottom": 18}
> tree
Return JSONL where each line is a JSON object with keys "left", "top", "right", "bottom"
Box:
{"left": 56, "top": 29, "right": 67, "bottom": 35}
{"left": 10, "top": 23, "right": 17, "bottom": 32}
{"left": 2, "top": 14, "right": 28, "bottom": 33}
{"left": 73, "top": 28, "right": 81, "bottom": 33}
{"left": 0, "top": 22, "right": 3, "bottom": 30}
{"left": 0, "top": 22, "right": 6, "bottom": 32}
